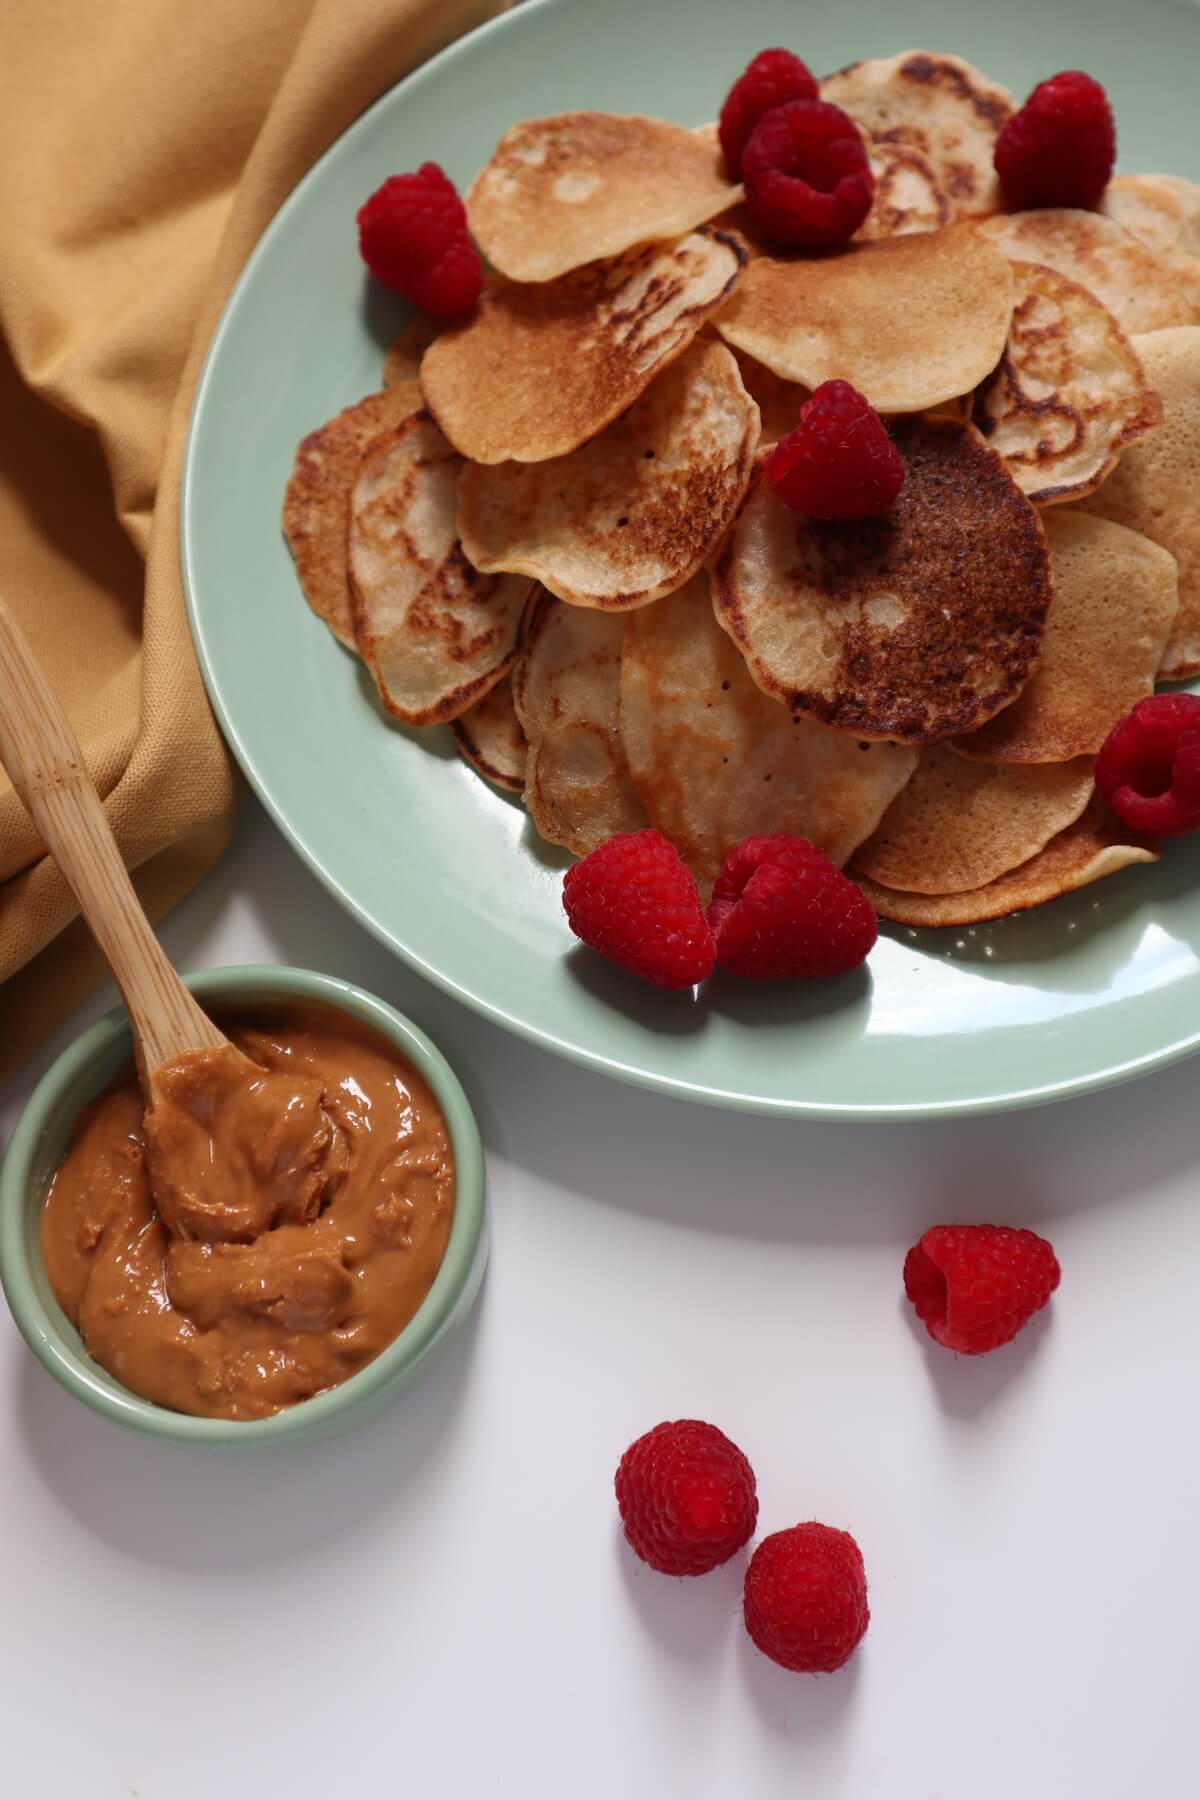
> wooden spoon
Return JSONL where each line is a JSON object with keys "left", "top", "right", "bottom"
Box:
{"left": 0, "top": 596, "right": 229, "bottom": 1094}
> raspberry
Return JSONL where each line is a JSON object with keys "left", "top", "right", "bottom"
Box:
{"left": 994, "top": 71, "right": 1116, "bottom": 211}
{"left": 616, "top": 1420, "right": 758, "bottom": 1576}
{"left": 708, "top": 834, "right": 878, "bottom": 980}
{"left": 357, "top": 163, "right": 482, "bottom": 320}
{"left": 718, "top": 48, "right": 819, "bottom": 181}
{"left": 904, "top": 1224, "right": 1061, "bottom": 1355}
{"left": 766, "top": 380, "right": 905, "bottom": 520}
{"left": 741, "top": 99, "right": 874, "bottom": 250}
{"left": 743, "top": 1524, "right": 869, "bottom": 1674}
{"left": 1096, "top": 694, "right": 1200, "bottom": 837}
{"left": 563, "top": 830, "right": 715, "bottom": 989}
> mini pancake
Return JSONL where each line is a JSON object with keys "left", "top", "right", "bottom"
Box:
{"left": 420, "top": 227, "right": 746, "bottom": 465}
{"left": 857, "top": 140, "right": 951, "bottom": 240}
{"left": 1103, "top": 174, "right": 1200, "bottom": 318}
{"left": 714, "top": 226, "right": 1013, "bottom": 413}
{"left": 953, "top": 512, "right": 1179, "bottom": 763}
{"left": 450, "top": 674, "right": 528, "bottom": 794}
{"left": 382, "top": 316, "right": 442, "bottom": 387}
{"left": 821, "top": 50, "right": 1014, "bottom": 219}
{"left": 511, "top": 599, "right": 645, "bottom": 856}
{"left": 457, "top": 341, "right": 759, "bottom": 610}
{"left": 856, "top": 799, "right": 1157, "bottom": 925}
{"left": 851, "top": 746, "right": 1094, "bottom": 894}
{"left": 466, "top": 112, "right": 741, "bottom": 282}
{"left": 282, "top": 382, "right": 421, "bottom": 646}
{"left": 978, "top": 209, "right": 1194, "bottom": 335}
{"left": 973, "top": 260, "right": 1162, "bottom": 505}
{"left": 619, "top": 577, "right": 917, "bottom": 888}
{"left": 712, "top": 416, "right": 1052, "bottom": 745}
{"left": 348, "top": 410, "right": 538, "bottom": 725}
{"left": 725, "top": 345, "right": 805, "bottom": 448}
{"left": 1077, "top": 326, "right": 1200, "bottom": 678}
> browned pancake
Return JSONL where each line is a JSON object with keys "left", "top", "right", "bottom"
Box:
{"left": 420, "top": 228, "right": 746, "bottom": 465}
{"left": 978, "top": 209, "right": 1194, "bottom": 335}
{"left": 451, "top": 674, "right": 528, "bottom": 793}
{"left": 282, "top": 382, "right": 421, "bottom": 645}
{"left": 712, "top": 417, "right": 1052, "bottom": 744}
{"left": 856, "top": 798, "right": 1157, "bottom": 925}
{"left": 857, "top": 140, "right": 951, "bottom": 240}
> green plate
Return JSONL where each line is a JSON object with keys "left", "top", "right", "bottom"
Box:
{"left": 182, "top": 0, "right": 1200, "bottom": 1119}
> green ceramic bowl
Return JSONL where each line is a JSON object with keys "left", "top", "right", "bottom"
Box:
{"left": 0, "top": 966, "right": 487, "bottom": 1449}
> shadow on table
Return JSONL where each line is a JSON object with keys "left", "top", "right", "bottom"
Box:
{"left": 14, "top": 1293, "right": 484, "bottom": 1576}
{"left": 900, "top": 1296, "right": 1055, "bottom": 1418}
{"left": 614, "top": 1522, "right": 746, "bottom": 1663}
{"left": 738, "top": 1627, "right": 863, "bottom": 1737}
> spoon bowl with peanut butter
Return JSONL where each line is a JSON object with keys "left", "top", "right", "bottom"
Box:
{"left": 0, "top": 607, "right": 487, "bottom": 1443}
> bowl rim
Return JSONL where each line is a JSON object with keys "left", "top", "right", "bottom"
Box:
{"left": 0, "top": 965, "right": 487, "bottom": 1447}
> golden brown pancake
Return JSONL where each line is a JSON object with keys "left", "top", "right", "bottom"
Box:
{"left": 450, "top": 674, "right": 528, "bottom": 793}
{"left": 420, "top": 228, "right": 746, "bottom": 465}
{"left": 712, "top": 417, "right": 1052, "bottom": 744}
{"left": 954, "top": 512, "right": 1178, "bottom": 762}
{"left": 714, "top": 226, "right": 1013, "bottom": 413}
{"left": 619, "top": 577, "right": 916, "bottom": 888}
{"left": 348, "top": 411, "right": 539, "bottom": 725}
{"left": 511, "top": 599, "right": 645, "bottom": 855}
{"left": 856, "top": 798, "right": 1157, "bottom": 925}
{"left": 457, "top": 341, "right": 759, "bottom": 609}
{"left": 852, "top": 746, "right": 1095, "bottom": 893}
{"left": 382, "top": 317, "right": 442, "bottom": 387}
{"left": 857, "top": 140, "right": 951, "bottom": 239}
{"left": 978, "top": 209, "right": 1194, "bottom": 335}
{"left": 1076, "top": 325, "right": 1200, "bottom": 677}
{"left": 973, "top": 260, "right": 1162, "bottom": 504}
{"left": 282, "top": 382, "right": 421, "bottom": 646}
{"left": 1102, "top": 174, "right": 1200, "bottom": 318}
{"left": 724, "top": 346, "right": 806, "bottom": 448}
{"left": 821, "top": 51, "right": 1014, "bottom": 219}
{"left": 466, "top": 113, "right": 740, "bottom": 282}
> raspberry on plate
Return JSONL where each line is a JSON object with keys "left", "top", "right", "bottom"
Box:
{"left": 1096, "top": 694, "right": 1200, "bottom": 837}
{"left": 708, "top": 833, "right": 878, "bottom": 980}
{"left": 743, "top": 1523, "right": 869, "bottom": 1673}
{"left": 357, "top": 162, "right": 482, "bottom": 320}
{"left": 616, "top": 1420, "right": 758, "bottom": 1576}
{"left": 563, "top": 830, "right": 716, "bottom": 989}
{"left": 994, "top": 71, "right": 1116, "bottom": 211}
{"left": 718, "top": 47, "right": 819, "bottom": 180}
{"left": 766, "top": 379, "right": 905, "bottom": 521}
{"left": 741, "top": 99, "right": 875, "bottom": 250}
{"left": 904, "top": 1223, "right": 1061, "bottom": 1355}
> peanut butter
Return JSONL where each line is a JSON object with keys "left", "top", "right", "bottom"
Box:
{"left": 41, "top": 1007, "right": 455, "bottom": 1421}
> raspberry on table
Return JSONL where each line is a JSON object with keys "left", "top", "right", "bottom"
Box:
{"left": 1096, "top": 694, "right": 1200, "bottom": 837}
{"left": 563, "top": 830, "right": 715, "bottom": 989}
{"left": 904, "top": 1223, "right": 1061, "bottom": 1355}
{"left": 743, "top": 1523, "right": 869, "bottom": 1673}
{"left": 766, "top": 380, "right": 905, "bottom": 521}
{"left": 616, "top": 1420, "right": 758, "bottom": 1577}
{"left": 994, "top": 71, "right": 1116, "bottom": 211}
{"left": 718, "top": 48, "right": 819, "bottom": 180}
{"left": 357, "top": 163, "right": 482, "bottom": 320}
{"left": 708, "top": 833, "right": 878, "bottom": 981}
{"left": 741, "top": 99, "right": 875, "bottom": 250}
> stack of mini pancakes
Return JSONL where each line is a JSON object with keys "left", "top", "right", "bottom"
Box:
{"left": 284, "top": 50, "right": 1200, "bottom": 927}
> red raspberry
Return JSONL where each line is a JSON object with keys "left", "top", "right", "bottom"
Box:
{"left": 708, "top": 834, "right": 878, "bottom": 980}
{"left": 741, "top": 99, "right": 874, "bottom": 250}
{"left": 357, "top": 163, "right": 482, "bottom": 320}
{"left": 1096, "top": 694, "right": 1200, "bottom": 837}
{"left": 994, "top": 71, "right": 1116, "bottom": 211}
{"left": 766, "top": 380, "right": 905, "bottom": 521}
{"left": 563, "top": 830, "right": 715, "bottom": 989}
{"left": 744, "top": 1524, "right": 869, "bottom": 1674}
{"left": 616, "top": 1420, "right": 758, "bottom": 1577}
{"left": 904, "top": 1224, "right": 1061, "bottom": 1356}
{"left": 718, "top": 48, "right": 819, "bottom": 181}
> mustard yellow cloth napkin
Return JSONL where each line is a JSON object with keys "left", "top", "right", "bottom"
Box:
{"left": 0, "top": 0, "right": 507, "bottom": 1079}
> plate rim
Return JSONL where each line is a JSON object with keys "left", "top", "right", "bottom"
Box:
{"left": 179, "top": 0, "right": 1200, "bottom": 1121}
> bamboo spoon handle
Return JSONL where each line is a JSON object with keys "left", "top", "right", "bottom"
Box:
{"left": 0, "top": 598, "right": 227, "bottom": 1084}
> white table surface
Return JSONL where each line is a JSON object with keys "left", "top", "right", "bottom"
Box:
{"left": 3, "top": 797, "right": 1198, "bottom": 1799}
